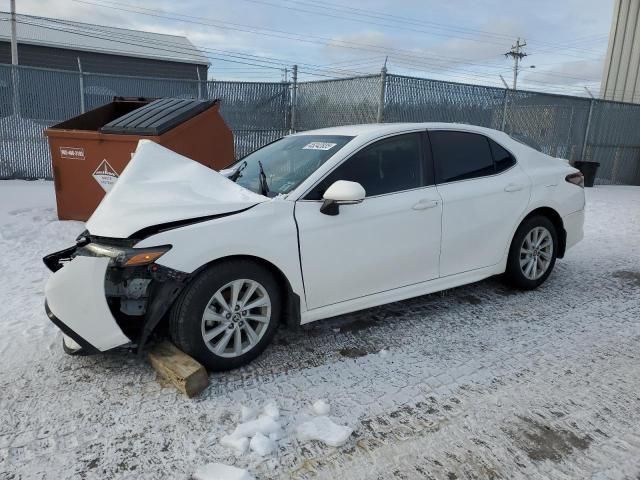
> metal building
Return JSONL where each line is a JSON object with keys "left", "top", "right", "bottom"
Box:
{"left": 0, "top": 13, "right": 208, "bottom": 80}
{"left": 601, "top": 0, "right": 640, "bottom": 103}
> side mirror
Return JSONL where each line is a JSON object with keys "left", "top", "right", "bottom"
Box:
{"left": 320, "top": 180, "right": 366, "bottom": 216}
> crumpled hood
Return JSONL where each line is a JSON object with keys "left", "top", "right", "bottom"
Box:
{"left": 86, "top": 140, "right": 267, "bottom": 238}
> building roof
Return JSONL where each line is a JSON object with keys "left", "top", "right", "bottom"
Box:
{"left": 0, "top": 13, "right": 209, "bottom": 66}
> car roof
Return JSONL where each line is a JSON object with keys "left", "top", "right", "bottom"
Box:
{"left": 292, "top": 122, "right": 508, "bottom": 139}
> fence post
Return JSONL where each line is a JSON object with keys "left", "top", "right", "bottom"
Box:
{"left": 77, "top": 57, "right": 85, "bottom": 114}
{"left": 500, "top": 89, "right": 509, "bottom": 132}
{"left": 290, "top": 64, "right": 298, "bottom": 133}
{"left": 376, "top": 65, "right": 387, "bottom": 123}
{"left": 196, "top": 66, "right": 203, "bottom": 100}
{"left": 10, "top": 64, "right": 20, "bottom": 117}
{"left": 581, "top": 99, "right": 594, "bottom": 162}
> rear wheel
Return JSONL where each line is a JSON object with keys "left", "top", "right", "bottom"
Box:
{"left": 169, "top": 260, "right": 281, "bottom": 371}
{"left": 504, "top": 216, "right": 558, "bottom": 290}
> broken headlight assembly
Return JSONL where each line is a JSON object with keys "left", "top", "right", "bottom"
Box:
{"left": 78, "top": 243, "right": 172, "bottom": 267}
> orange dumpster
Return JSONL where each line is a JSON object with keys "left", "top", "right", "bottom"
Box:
{"left": 45, "top": 97, "right": 235, "bottom": 221}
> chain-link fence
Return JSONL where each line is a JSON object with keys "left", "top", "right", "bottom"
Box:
{"left": 385, "top": 75, "right": 505, "bottom": 128}
{"left": 1, "top": 64, "right": 640, "bottom": 185}
{"left": 0, "top": 64, "right": 290, "bottom": 178}
{"left": 294, "top": 75, "right": 381, "bottom": 130}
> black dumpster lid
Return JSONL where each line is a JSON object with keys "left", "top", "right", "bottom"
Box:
{"left": 99, "top": 98, "right": 217, "bottom": 136}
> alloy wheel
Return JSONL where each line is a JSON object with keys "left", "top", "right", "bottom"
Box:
{"left": 519, "top": 226, "right": 554, "bottom": 280}
{"left": 201, "top": 279, "right": 271, "bottom": 358}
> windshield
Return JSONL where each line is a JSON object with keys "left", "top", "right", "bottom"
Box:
{"left": 229, "top": 135, "right": 354, "bottom": 196}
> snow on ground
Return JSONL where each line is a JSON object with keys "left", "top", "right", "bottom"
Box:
{"left": 193, "top": 463, "right": 255, "bottom": 480}
{"left": 1, "top": 180, "right": 640, "bottom": 479}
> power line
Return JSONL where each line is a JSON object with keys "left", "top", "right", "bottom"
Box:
{"left": 13, "top": 15, "right": 377, "bottom": 79}
{"left": 67, "top": 0, "right": 542, "bottom": 73}
{"left": 241, "top": 0, "right": 606, "bottom": 59}
{"left": 15, "top": 10, "right": 519, "bottom": 82}
{"left": 69, "top": 0, "right": 608, "bottom": 87}
{"left": 7, "top": 8, "right": 620, "bottom": 97}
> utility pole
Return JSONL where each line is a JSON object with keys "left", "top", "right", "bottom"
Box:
{"left": 10, "top": 0, "right": 19, "bottom": 117}
{"left": 10, "top": 0, "right": 18, "bottom": 65}
{"left": 290, "top": 64, "right": 298, "bottom": 133}
{"left": 504, "top": 38, "right": 527, "bottom": 90}
{"left": 376, "top": 57, "right": 388, "bottom": 123}
{"left": 77, "top": 57, "right": 85, "bottom": 113}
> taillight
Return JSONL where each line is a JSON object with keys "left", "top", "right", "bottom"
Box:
{"left": 565, "top": 172, "right": 584, "bottom": 188}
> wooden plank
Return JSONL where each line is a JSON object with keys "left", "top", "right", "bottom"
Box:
{"left": 148, "top": 341, "right": 209, "bottom": 398}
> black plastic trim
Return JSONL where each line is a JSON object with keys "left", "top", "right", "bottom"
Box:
{"left": 287, "top": 291, "right": 302, "bottom": 331}
{"left": 420, "top": 131, "right": 436, "bottom": 187}
{"left": 136, "top": 278, "right": 186, "bottom": 354}
{"left": 45, "top": 301, "right": 100, "bottom": 354}
{"left": 129, "top": 205, "right": 258, "bottom": 240}
{"left": 42, "top": 245, "right": 78, "bottom": 272}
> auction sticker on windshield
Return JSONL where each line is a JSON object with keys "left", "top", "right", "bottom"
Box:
{"left": 302, "top": 142, "right": 337, "bottom": 150}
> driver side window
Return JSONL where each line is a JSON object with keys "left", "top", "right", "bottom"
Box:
{"left": 305, "top": 133, "right": 423, "bottom": 200}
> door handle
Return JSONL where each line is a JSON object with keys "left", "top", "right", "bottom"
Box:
{"left": 504, "top": 183, "right": 524, "bottom": 192}
{"left": 412, "top": 199, "right": 439, "bottom": 210}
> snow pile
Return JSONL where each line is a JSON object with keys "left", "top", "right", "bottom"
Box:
{"left": 249, "top": 433, "right": 275, "bottom": 456}
{"left": 219, "top": 435, "right": 249, "bottom": 455}
{"left": 230, "top": 415, "right": 281, "bottom": 439}
{"left": 220, "top": 402, "right": 284, "bottom": 456}
{"left": 240, "top": 406, "right": 258, "bottom": 422}
{"left": 219, "top": 400, "right": 353, "bottom": 459}
{"left": 296, "top": 399, "right": 353, "bottom": 447}
{"left": 312, "top": 399, "right": 330, "bottom": 416}
{"left": 295, "top": 416, "right": 353, "bottom": 447}
{"left": 263, "top": 402, "right": 279, "bottom": 419}
{"left": 193, "top": 463, "right": 255, "bottom": 480}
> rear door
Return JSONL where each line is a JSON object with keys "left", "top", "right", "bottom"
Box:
{"left": 295, "top": 132, "right": 442, "bottom": 310}
{"left": 429, "top": 130, "right": 531, "bottom": 276}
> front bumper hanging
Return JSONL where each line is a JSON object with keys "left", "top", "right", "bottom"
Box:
{"left": 43, "top": 242, "right": 189, "bottom": 354}
{"left": 44, "top": 255, "right": 133, "bottom": 351}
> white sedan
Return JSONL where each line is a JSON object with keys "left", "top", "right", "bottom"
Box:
{"left": 44, "top": 123, "right": 585, "bottom": 370}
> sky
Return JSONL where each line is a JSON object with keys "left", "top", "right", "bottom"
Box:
{"left": 11, "top": 0, "right": 615, "bottom": 97}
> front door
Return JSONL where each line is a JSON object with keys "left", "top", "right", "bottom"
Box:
{"left": 295, "top": 133, "right": 443, "bottom": 310}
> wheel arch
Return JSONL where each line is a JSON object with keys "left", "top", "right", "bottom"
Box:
{"left": 187, "top": 254, "right": 302, "bottom": 329}
{"left": 518, "top": 206, "right": 567, "bottom": 258}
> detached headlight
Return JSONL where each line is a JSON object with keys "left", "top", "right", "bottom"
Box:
{"left": 81, "top": 243, "right": 172, "bottom": 267}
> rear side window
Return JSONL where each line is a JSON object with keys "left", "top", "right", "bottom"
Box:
{"left": 430, "top": 131, "right": 494, "bottom": 183}
{"left": 305, "top": 133, "right": 423, "bottom": 199}
{"left": 489, "top": 138, "right": 516, "bottom": 173}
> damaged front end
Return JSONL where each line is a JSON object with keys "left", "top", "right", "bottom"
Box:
{"left": 44, "top": 231, "right": 190, "bottom": 355}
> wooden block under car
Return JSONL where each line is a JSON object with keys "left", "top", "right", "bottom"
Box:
{"left": 148, "top": 341, "right": 209, "bottom": 397}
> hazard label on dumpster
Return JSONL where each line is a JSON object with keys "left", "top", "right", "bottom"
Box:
{"left": 93, "top": 160, "right": 119, "bottom": 192}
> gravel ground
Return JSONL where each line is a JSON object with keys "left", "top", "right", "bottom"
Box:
{"left": 0, "top": 181, "right": 639, "bottom": 480}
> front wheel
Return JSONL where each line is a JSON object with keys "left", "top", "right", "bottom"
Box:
{"left": 169, "top": 260, "right": 281, "bottom": 371}
{"left": 503, "top": 216, "right": 558, "bottom": 290}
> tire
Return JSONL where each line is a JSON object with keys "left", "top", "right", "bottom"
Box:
{"left": 169, "top": 259, "right": 281, "bottom": 371}
{"left": 503, "top": 215, "right": 558, "bottom": 290}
